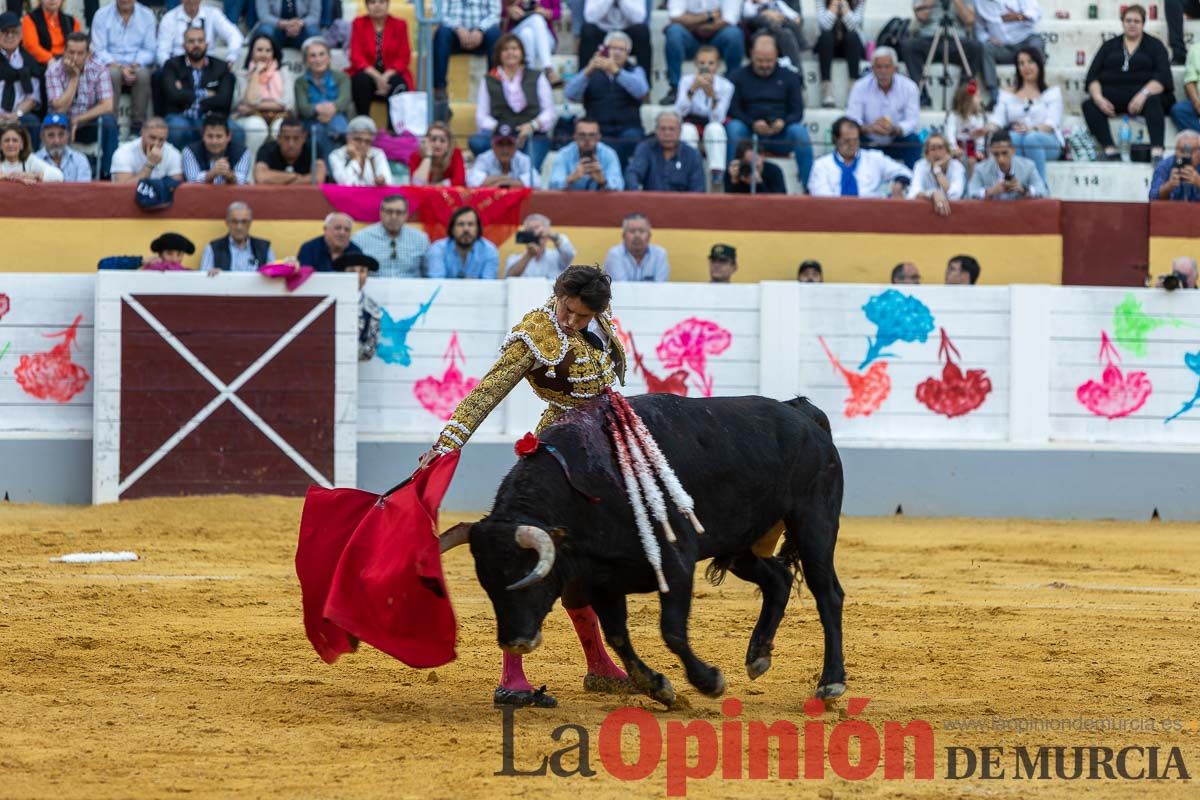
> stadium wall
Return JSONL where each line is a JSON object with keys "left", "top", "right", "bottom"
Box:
{"left": 2, "top": 274, "right": 1198, "bottom": 519}
{"left": 0, "top": 184, "right": 1173, "bottom": 286}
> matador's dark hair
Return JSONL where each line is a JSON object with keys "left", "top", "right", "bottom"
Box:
{"left": 554, "top": 265, "right": 612, "bottom": 313}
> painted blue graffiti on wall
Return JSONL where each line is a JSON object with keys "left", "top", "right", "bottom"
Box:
{"left": 375, "top": 287, "right": 441, "bottom": 366}
{"left": 859, "top": 289, "right": 936, "bottom": 369}
{"left": 1165, "top": 352, "right": 1200, "bottom": 424}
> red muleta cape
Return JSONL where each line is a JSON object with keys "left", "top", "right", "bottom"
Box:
{"left": 296, "top": 451, "right": 461, "bottom": 668}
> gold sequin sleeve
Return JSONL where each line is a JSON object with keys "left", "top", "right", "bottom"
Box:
{"left": 432, "top": 338, "right": 537, "bottom": 453}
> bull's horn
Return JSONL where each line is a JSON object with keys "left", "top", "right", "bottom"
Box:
{"left": 438, "top": 522, "right": 473, "bottom": 553}
{"left": 506, "top": 525, "right": 556, "bottom": 591}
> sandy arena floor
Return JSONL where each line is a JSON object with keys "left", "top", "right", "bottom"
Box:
{"left": 1, "top": 497, "right": 1198, "bottom": 799}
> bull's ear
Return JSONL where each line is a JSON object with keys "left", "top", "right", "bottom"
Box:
{"left": 438, "top": 522, "right": 474, "bottom": 553}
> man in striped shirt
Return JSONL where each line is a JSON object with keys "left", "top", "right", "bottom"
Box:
{"left": 351, "top": 194, "right": 431, "bottom": 278}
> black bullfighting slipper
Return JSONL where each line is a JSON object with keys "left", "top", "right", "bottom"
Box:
{"left": 583, "top": 673, "right": 637, "bottom": 694}
{"left": 494, "top": 685, "right": 558, "bottom": 708}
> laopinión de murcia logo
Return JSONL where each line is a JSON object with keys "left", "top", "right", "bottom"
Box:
{"left": 496, "top": 697, "right": 1192, "bottom": 795}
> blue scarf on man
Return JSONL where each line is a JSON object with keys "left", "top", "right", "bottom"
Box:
{"left": 836, "top": 152, "right": 859, "bottom": 197}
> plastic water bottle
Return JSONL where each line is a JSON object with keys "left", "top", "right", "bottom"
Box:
{"left": 1118, "top": 117, "right": 1132, "bottom": 162}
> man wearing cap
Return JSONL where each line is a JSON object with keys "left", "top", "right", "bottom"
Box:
{"left": 333, "top": 252, "right": 383, "bottom": 361}
{"left": 161, "top": 25, "right": 237, "bottom": 149}
{"left": 0, "top": 12, "right": 43, "bottom": 144}
{"left": 298, "top": 211, "right": 364, "bottom": 272}
{"left": 466, "top": 124, "right": 540, "bottom": 188}
{"left": 201, "top": 201, "right": 275, "bottom": 274}
{"left": 797, "top": 259, "right": 823, "bottom": 282}
{"left": 90, "top": 0, "right": 158, "bottom": 132}
{"left": 144, "top": 232, "right": 196, "bottom": 270}
{"left": 34, "top": 112, "right": 92, "bottom": 181}
{"left": 182, "top": 113, "right": 250, "bottom": 184}
{"left": 708, "top": 244, "right": 737, "bottom": 283}
{"left": 46, "top": 32, "right": 118, "bottom": 179}
{"left": 111, "top": 116, "right": 185, "bottom": 183}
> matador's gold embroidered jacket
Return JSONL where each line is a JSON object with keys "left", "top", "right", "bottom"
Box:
{"left": 432, "top": 298, "right": 627, "bottom": 453}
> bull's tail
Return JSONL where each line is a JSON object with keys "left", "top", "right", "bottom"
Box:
{"left": 784, "top": 396, "right": 832, "bottom": 435}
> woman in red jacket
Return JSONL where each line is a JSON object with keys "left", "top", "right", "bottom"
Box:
{"left": 347, "top": 0, "right": 415, "bottom": 123}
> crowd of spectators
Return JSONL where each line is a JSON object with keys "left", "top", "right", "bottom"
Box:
{"left": 0, "top": 0, "right": 1197, "bottom": 208}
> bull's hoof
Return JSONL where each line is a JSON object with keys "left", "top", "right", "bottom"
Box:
{"left": 494, "top": 686, "right": 558, "bottom": 708}
{"left": 699, "top": 668, "right": 726, "bottom": 698}
{"left": 746, "top": 655, "right": 772, "bottom": 680}
{"left": 634, "top": 672, "right": 676, "bottom": 708}
{"left": 583, "top": 673, "right": 637, "bottom": 694}
{"left": 815, "top": 682, "right": 846, "bottom": 700}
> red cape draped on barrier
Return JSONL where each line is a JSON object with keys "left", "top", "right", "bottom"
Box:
{"left": 320, "top": 186, "right": 531, "bottom": 246}
{"left": 296, "top": 451, "right": 461, "bottom": 668}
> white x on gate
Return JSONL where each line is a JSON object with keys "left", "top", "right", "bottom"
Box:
{"left": 118, "top": 294, "right": 337, "bottom": 496}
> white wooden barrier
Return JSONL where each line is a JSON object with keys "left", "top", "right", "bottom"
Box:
{"left": 3, "top": 275, "right": 1200, "bottom": 452}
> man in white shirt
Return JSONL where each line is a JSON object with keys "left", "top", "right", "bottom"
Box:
{"left": 505, "top": 214, "right": 576, "bottom": 278}
{"left": 602, "top": 213, "right": 671, "bottom": 281}
{"left": 156, "top": 0, "right": 244, "bottom": 67}
{"left": 662, "top": 0, "right": 745, "bottom": 104}
{"left": 580, "top": 0, "right": 651, "bottom": 77}
{"left": 110, "top": 116, "right": 185, "bottom": 182}
{"left": 975, "top": 0, "right": 1044, "bottom": 101}
{"left": 675, "top": 44, "right": 734, "bottom": 177}
{"left": 845, "top": 48, "right": 923, "bottom": 167}
{"left": 466, "top": 124, "right": 541, "bottom": 188}
{"left": 808, "top": 116, "right": 912, "bottom": 197}
{"left": 91, "top": 0, "right": 158, "bottom": 130}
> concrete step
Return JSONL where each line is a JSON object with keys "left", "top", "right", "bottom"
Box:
{"left": 1045, "top": 159, "right": 1155, "bottom": 200}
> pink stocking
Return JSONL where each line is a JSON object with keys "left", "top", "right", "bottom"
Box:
{"left": 500, "top": 652, "right": 534, "bottom": 692}
{"left": 566, "top": 606, "right": 628, "bottom": 679}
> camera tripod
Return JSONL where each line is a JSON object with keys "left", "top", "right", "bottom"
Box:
{"left": 920, "top": 0, "right": 974, "bottom": 109}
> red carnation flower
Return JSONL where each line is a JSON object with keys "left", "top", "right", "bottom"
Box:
{"left": 515, "top": 432, "right": 540, "bottom": 457}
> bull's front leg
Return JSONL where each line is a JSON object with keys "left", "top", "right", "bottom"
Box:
{"left": 590, "top": 590, "right": 677, "bottom": 708}
{"left": 659, "top": 555, "right": 725, "bottom": 698}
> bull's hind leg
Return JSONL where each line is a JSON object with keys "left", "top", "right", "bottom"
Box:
{"left": 785, "top": 509, "right": 846, "bottom": 700}
{"left": 658, "top": 556, "right": 726, "bottom": 698}
{"left": 590, "top": 590, "right": 677, "bottom": 708}
{"left": 728, "top": 553, "right": 795, "bottom": 680}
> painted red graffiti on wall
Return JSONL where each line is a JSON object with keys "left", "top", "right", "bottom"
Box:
{"left": 915, "top": 328, "right": 993, "bottom": 418}
{"left": 1076, "top": 330, "right": 1152, "bottom": 419}
{"left": 819, "top": 336, "right": 890, "bottom": 418}
{"left": 15, "top": 314, "right": 91, "bottom": 403}
{"left": 625, "top": 329, "right": 689, "bottom": 396}
{"left": 414, "top": 332, "right": 479, "bottom": 420}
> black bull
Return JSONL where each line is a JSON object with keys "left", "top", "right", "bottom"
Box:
{"left": 441, "top": 394, "right": 846, "bottom": 708}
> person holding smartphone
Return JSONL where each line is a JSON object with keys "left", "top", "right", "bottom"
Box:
{"left": 675, "top": 44, "right": 734, "bottom": 179}
{"left": 1150, "top": 129, "right": 1200, "bottom": 201}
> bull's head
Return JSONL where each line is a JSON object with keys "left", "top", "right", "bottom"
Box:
{"left": 439, "top": 520, "right": 563, "bottom": 654}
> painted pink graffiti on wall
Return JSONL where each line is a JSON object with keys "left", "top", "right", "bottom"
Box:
{"left": 0, "top": 292, "right": 10, "bottom": 363}
{"left": 1076, "top": 331, "right": 1153, "bottom": 419}
{"left": 612, "top": 317, "right": 732, "bottom": 397}
{"left": 414, "top": 332, "right": 479, "bottom": 420}
{"left": 15, "top": 314, "right": 91, "bottom": 403}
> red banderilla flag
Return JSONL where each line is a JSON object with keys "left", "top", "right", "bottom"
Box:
{"left": 296, "top": 451, "right": 461, "bottom": 668}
